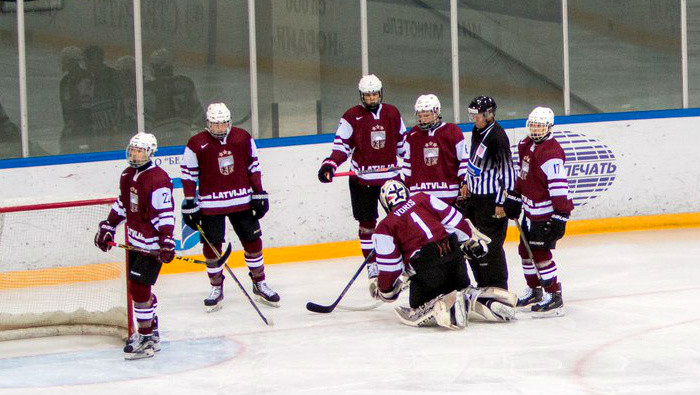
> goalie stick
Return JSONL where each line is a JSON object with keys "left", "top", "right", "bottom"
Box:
{"left": 334, "top": 166, "right": 400, "bottom": 178}
{"left": 196, "top": 225, "right": 273, "bottom": 327}
{"left": 306, "top": 251, "right": 375, "bottom": 314}
{"left": 108, "top": 242, "right": 231, "bottom": 266}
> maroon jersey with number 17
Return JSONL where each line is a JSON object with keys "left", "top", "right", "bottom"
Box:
{"left": 513, "top": 135, "right": 574, "bottom": 222}
{"left": 372, "top": 192, "right": 474, "bottom": 291}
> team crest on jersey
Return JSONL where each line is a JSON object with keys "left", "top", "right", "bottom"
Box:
{"left": 521, "top": 155, "right": 530, "bottom": 179}
{"left": 423, "top": 142, "right": 439, "bottom": 166}
{"left": 370, "top": 125, "right": 386, "bottom": 149}
{"left": 218, "top": 150, "right": 234, "bottom": 175}
{"left": 129, "top": 187, "right": 138, "bottom": 213}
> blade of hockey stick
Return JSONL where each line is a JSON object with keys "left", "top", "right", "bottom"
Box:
{"left": 108, "top": 242, "right": 230, "bottom": 266}
{"left": 306, "top": 251, "right": 375, "bottom": 314}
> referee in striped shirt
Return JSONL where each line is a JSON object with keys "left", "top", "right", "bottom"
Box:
{"left": 461, "top": 96, "right": 515, "bottom": 290}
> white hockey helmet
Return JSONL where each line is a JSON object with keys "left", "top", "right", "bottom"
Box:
{"left": 379, "top": 180, "right": 410, "bottom": 213}
{"left": 206, "top": 102, "right": 231, "bottom": 139}
{"left": 358, "top": 74, "right": 383, "bottom": 110}
{"left": 126, "top": 132, "right": 158, "bottom": 168}
{"left": 414, "top": 94, "right": 442, "bottom": 130}
{"left": 526, "top": 106, "right": 554, "bottom": 142}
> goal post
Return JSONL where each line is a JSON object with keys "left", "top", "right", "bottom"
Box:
{"left": 0, "top": 198, "right": 132, "bottom": 341}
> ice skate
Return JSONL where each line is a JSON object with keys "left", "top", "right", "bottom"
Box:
{"left": 151, "top": 315, "right": 161, "bottom": 352}
{"left": 123, "top": 333, "right": 155, "bottom": 360}
{"left": 516, "top": 287, "right": 544, "bottom": 311}
{"left": 204, "top": 285, "right": 224, "bottom": 312}
{"left": 532, "top": 291, "right": 564, "bottom": 318}
{"left": 252, "top": 281, "right": 280, "bottom": 307}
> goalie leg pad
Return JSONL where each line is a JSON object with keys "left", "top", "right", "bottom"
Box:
{"left": 478, "top": 287, "right": 517, "bottom": 307}
{"left": 394, "top": 291, "right": 467, "bottom": 330}
{"left": 461, "top": 286, "right": 516, "bottom": 322}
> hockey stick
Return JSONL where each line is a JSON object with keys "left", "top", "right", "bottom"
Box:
{"left": 108, "top": 242, "right": 231, "bottom": 266}
{"left": 337, "top": 278, "right": 411, "bottom": 311}
{"left": 196, "top": 225, "right": 273, "bottom": 326}
{"left": 334, "top": 166, "right": 400, "bottom": 178}
{"left": 513, "top": 220, "right": 535, "bottom": 261}
{"left": 306, "top": 251, "right": 375, "bottom": 314}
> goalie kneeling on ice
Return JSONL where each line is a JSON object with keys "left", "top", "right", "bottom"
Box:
{"left": 394, "top": 286, "right": 517, "bottom": 330}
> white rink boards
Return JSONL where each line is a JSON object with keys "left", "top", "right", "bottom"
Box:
{"left": 0, "top": 228, "right": 699, "bottom": 395}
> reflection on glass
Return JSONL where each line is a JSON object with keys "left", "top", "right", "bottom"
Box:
{"left": 368, "top": 0, "right": 453, "bottom": 123}
{"left": 569, "top": 0, "right": 681, "bottom": 113}
{"left": 458, "top": 1, "right": 565, "bottom": 120}
{"left": 144, "top": 47, "right": 205, "bottom": 147}
{"left": 257, "top": 0, "right": 361, "bottom": 138}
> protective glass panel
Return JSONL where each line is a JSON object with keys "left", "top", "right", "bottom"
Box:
{"left": 140, "top": 0, "right": 249, "bottom": 146}
{"left": 568, "top": 0, "right": 682, "bottom": 113}
{"left": 689, "top": 0, "right": 700, "bottom": 107}
{"left": 22, "top": 1, "right": 135, "bottom": 155}
{"left": 256, "top": 0, "right": 361, "bottom": 138}
{"left": 458, "top": 1, "right": 565, "bottom": 121}
{"left": 368, "top": 0, "right": 453, "bottom": 124}
{"left": 0, "top": 7, "right": 22, "bottom": 159}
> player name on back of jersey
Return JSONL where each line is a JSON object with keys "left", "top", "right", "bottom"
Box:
{"left": 393, "top": 199, "right": 416, "bottom": 216}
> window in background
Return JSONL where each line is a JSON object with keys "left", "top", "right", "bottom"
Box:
{"left": 368, "top": 0, "right": 453, "bottom": 125}
{"left": 569, "top": 0, "right": 682, "bottom": 113}
{"left": 23, "top": 1, "right": 135, "bottom": 155}
{"left": 688, "top": 0, "right": 700, "bottom": 107}
{"left": 0, "top": 9, "right": 23, "bottom": 159}
{"left": 256, "top": 0, "right": 361, "bottom": 138}
{"left": 458, "top": 0, "right": 567, "bottom": 121}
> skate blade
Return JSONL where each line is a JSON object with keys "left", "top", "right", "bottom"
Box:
{"left": 152, "top": 342, "right": 161, "bottom": 352}
{"left": 205, "top": 302, "right": 224, "bottom": 313}
{"left": 124, "top": 348, "right": 155, "bottom": 360}
{"left": 532, "top": 307, "right": 565, "bottom": 319}
{"left": 254, "top": 295, "right": 280, "bottom": 308}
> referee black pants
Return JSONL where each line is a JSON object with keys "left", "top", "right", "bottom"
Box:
{"left": 461, "top": 194, "right": 509, "bottom": 290}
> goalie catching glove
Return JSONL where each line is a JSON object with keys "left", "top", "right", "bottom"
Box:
{"left": 181, "top": 199, "right": 201, "bottom": 229}
{"left": 95, "top": 220, "right": 116, "bottom": 252}
{"left": 251, "top": 191, "right": 269, "bottom": 219}
{"left": 461, "top": 219, "right": 492, "bottom": 260}
{"left": 369, "top": 277, "right": 402, "bottom": 303}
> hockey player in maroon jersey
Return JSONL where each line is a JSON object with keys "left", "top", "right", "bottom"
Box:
{"left": 370, "top": 180, "right": 517, "bottom": 329}
{"left": 402, "top": 94, "right": 469, "bottom": 204}
{"left": 180, "top": 102, "right": 279, "bottom": 311}
{"left": 317, "top": 74, "right": 407, "bottom": 278}
{"left": 94, "top": 132, "right": 175, "bottom": 359}
{"left": 504, "top": 107, "right": 574, "bottom": 317}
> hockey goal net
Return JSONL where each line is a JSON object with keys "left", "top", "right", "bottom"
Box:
{"left": 0, "top": 198, "right": 131, "bottom": 341}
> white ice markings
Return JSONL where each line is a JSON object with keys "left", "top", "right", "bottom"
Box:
{"left": 0, "top": 337, "right": 241, "bottom": 388}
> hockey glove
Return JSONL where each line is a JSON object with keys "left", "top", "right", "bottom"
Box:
{"left": 95, "top": 220, "right": 116, "bottom": 252}
{"left": 503, "top": 192, "right": 522, "bottom": 220}
{"left": 370, "top": 277, "right": 402, "bottom": 303}
{"left": 544, "top": 212, "right": 568, "bottom": 243}
{"left": 158, "top": 236, "right": 176, "bottom": 263}
{"left": 158, "top": 247, "right": 175, "bottom": 264}
{"left": 462, "top": 237, "right": 489, "bottom": 260}
{"left": 251, "top": 191, "right": 270, "bottom": 219}
{"left": 317, "top": 159, "right": 336, "bottom": 183}
{"left": 181, "top": 199, "right": 201, "bottom": 229}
